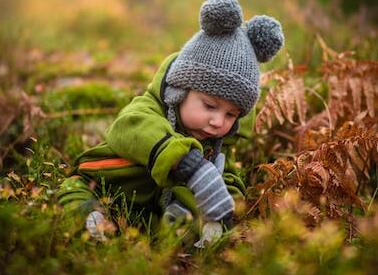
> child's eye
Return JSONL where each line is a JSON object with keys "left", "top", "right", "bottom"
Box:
{"left": 227, "top": 112, "right": 238, "bottom": 118}
{"left": 204, "top": 102, "right": 216, "bottom": 110}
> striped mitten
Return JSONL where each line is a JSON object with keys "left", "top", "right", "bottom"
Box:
{"left": 213, "top": 152, "right": 225, "bottom": 174}
{"left": 173, "top": 149, "right": 234, "bottom": 221}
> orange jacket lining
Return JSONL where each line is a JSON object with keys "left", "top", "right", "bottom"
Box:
{"left": 79, "top": 158, "right": 133, "bottom": 169}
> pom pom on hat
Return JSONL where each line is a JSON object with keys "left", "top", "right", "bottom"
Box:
{"left": 200, "top": 0, "right": 243, "bottom": 35}
{"left": 246, "top": 15, "right": 284, "bottom": 63}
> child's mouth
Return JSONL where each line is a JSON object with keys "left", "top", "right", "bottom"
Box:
{"left": 198, "top": 130, "right": 215, "bottom": 139}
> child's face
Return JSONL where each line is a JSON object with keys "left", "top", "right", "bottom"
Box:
{"left": 179, "top": 90, "right": 240, "bottom": 140}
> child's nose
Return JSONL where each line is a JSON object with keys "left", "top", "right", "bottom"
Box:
{"left": 209, "top": 113, "right": 225, "bottom": 128}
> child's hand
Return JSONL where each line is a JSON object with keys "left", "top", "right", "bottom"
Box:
{"left": 194, "top": 221, "right": 223, "bottom": 248}
{"left": 85, "top": 211, "right": 108, "bottom": 242}
{"left": 188, "top": 158, "right": 234, "bottom": 221}
{"left": 173, "top": 149, "right": 234, "bottom": 221}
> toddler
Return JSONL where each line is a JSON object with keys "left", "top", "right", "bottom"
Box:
{"left": 58, "top": 0, "right": 284, "bottom": 242}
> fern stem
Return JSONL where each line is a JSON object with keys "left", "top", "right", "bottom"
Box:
{"left": 305, "top": 86, "right": 333, "bottom": 135}
{"left": 244, "top": 184, "right": 276, "bottom": 218}
{"left": 367, "top": 187, "right": 378, "bottom": 212}
{"left": 367, "top": 167, "right": 378, "bottom": 212}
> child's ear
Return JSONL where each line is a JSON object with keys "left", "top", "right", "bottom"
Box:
{"left": 245, "top": 15, "right": 285, "bottom": 63}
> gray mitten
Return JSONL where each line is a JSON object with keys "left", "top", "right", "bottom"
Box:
{"left": 213, "top": 152, "right": 225, "bottom": 174}
{"left": 173, "top": 149, "right": 234, "bottom": 221}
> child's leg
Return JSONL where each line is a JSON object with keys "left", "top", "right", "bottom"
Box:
{"left": 57, "top": 175, "right": 101, "bottom": 237}
{"left": 57, "top": 175, "right": 98, "bottom": 215}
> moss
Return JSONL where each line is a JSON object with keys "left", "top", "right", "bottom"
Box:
{"left": 42, "top": 82, "right": 133, "bottom": 112}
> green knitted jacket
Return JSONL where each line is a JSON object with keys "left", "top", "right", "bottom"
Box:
{"left": 58, "top": 53, "right": 246, "bottom": 217}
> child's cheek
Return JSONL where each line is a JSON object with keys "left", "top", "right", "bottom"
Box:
{"left": 222, "top": 121, "right": 235, "bottom": 136}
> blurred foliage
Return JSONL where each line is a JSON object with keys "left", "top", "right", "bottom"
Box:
{"left": 1, "top": 0, "right": 377, "bottom": 69}
{"left": 0, "top": 0, "right": 378, "bottom": 274}
{"left": 42, "top": 83, "right": 132, "bottom": 112}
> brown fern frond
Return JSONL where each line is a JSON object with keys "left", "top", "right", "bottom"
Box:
{"left": 312, "top": 143, "right": 362, "bottom": 206}
{"left": 296, "top": 126, "right": 331, "bottom": 152}
{"left": 252, "top": 37, "right": 377, "bottom": 227}
{"left": 277, "top": 81, "right": 296, "bottom": 124}
{"left": 255, "top": 88, "right": 284, "bottom": 132}
{"left": 258, "top": 163, "right": 281, "bottom": 180}
{"left": 336, "top": 121, "right": 378, "bottom": 181}
{"left": 346, "top": 142, "right": 369, "bottom": 178}
{"left": 268, "top": 89, "right": 286, "bottom": 125}
{"left": 293, "top": 78, "right": 308, "bottom": 125}
{"left": 277, "top": 76, "right": 308, "bottom": 125}
{"left": 258, "top": 159, "right": 295, "bottom": 182}
{"left": 255, "top": 128, "right": 374, "bottom": 224}
{"left": 256, "top": 65, "right": 308, "bottom": 133}
{"left": 304, "top": 161, "right": 330, "bottom": 192}
{"left": 306, "top": 204, "right": 322, "bottom": 225}
{"left": 321, "top": 51, "right": 378, "bottom": 126}
{"left": 255, "top": 128, "right": 373, "bottom": 223}
{"left": 307, "top": 139, "right": 367, "bottom": 208}
{"left": 296, "top": 152, "right": 312, "bottom": 169}
{"left": 254, "top": 158, "right": 296, "bottom": 218}
{"left": 293, "top": 40, "right": 378, "bottom": 152}
{"left": 362, "top": 80, "right": 376, "bottom": 118}
{"left": 349, "top": 77, "right": 362, "bottom": 114}
{"left": 275, "top": 159, "right": 295, "bottom": 176}
{"left": 326, "top": 76, "right": 350, "bottom": 125}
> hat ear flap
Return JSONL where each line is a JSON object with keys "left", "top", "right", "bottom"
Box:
{"left": 164, "top": 86, "right": 187, "bottom": 130}
{"left": 246, "top": 15, "right": 284, "bottom": 63}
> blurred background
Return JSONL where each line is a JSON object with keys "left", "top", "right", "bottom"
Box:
{"left": 1, "top": 0, "right": 377, "bottom": 68}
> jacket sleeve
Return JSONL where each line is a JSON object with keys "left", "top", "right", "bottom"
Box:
{"left": 105, "top": 89, "right": 203, "bottom": 188}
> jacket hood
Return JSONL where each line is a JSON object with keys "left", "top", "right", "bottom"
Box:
{"left": 146, "top": 53, "right": 179, "bottom": 110}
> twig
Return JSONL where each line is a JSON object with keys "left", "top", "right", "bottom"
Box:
{"left": 0, "top": 132, "right": 30, "bottom": 169}
{"left": 177, "top": 253, "right": 199, "bottom": 269}
{"left": 316, "top": 34, "right": 338, "bottom": 61}
{"left": 45, "top": 107, "right": 119, "bottom": 119}
{"left": 273, "top": 129, "right": 296, "bottom": 143}
{"left": 367, "top": 165, "right": 378, "bottom": 212}
{"left": 243, "top": 184, "right": 275, "bottom": 219}
{"left": 275, "top": 152, "right": 296, "bottom": 158}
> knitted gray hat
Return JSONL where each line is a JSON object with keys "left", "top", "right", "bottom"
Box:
{"left": 165, "top": 0, "right": 284, "bottom": 117}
